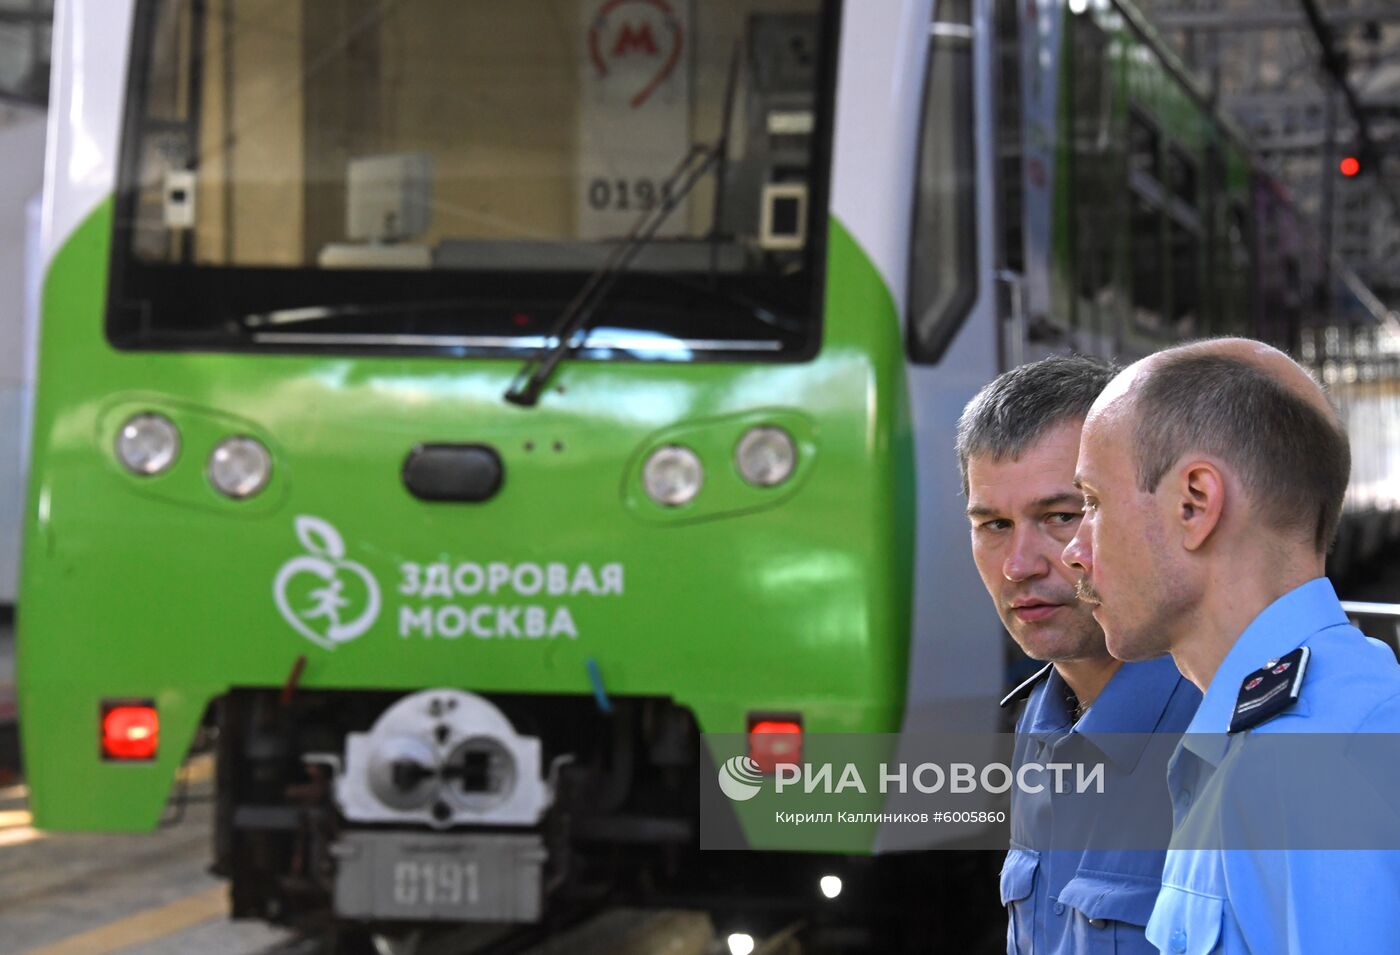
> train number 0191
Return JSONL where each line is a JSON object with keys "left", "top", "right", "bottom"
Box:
{"left": 391, "top": 860, "right": 481, "bottom": 907}
{"left": 587, "top": 177, "right": 674, "bottom": 212}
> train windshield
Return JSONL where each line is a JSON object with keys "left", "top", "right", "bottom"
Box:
{"left": 108, "top": 0, "right": 835, "bottom": 362}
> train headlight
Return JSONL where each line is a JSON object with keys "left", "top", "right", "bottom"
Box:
{"left": 208, "top": 436, "right": 272, "bottom": 499}
{"left": 735, "top": 426, "right": 796, "bottom": 487}
{"left": 116, "top": 413, "right": 180, "bottom": 476}
{"left": 643, "top": 445, "right": 703, "bottom": 507}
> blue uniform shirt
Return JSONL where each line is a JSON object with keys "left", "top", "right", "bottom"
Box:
{"left": 1002, "top": 656, "right": 1201, "bottom": 954}
{"left": 1146, "top": 577, "right": 1400, "bottom": 954}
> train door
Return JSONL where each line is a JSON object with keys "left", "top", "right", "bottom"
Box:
{"left": 883, "top": 0, "right": 1007, "bottom": 852}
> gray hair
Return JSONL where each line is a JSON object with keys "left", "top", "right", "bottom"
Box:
{"left": 1131, "top": 352, "right": 1350, "bottom": 553}
{"left": 956, "top": 355, "right": 1118, "bottom": 495}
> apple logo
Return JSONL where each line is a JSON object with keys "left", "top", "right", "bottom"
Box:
{"left": 274, "top": 516, "right": 381, "bottom": 650}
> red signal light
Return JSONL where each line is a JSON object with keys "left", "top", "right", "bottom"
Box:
{"left": 748, "top": 718, "right": 802, "bottom": 774}
{"left": 1340, "top": 156, "right": 1361, "bottom": 178}
{"left": 101, "top": 703, "right": 159, "bottom": 760}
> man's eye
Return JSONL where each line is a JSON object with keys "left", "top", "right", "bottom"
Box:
{"left": 1082, "top": 498, "right": 1099, "bottom": 512}
{"left": 978, "top": 519, "right": 1011, "bottom": 531}
{"left": 1046, "top": 512, "right": 1081, "bottom": 525}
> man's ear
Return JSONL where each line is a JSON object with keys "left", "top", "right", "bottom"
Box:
{"left": 1177, "top": 460, "right": 1224, "bottom": 552}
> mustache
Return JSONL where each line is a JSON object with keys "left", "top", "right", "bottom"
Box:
{"left": 1074, "top": 578, "right": 1102, "bottom": 605}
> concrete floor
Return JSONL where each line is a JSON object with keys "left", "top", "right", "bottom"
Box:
{"left": 0, "top": 760, "right": 293, "bottom": 955}
{"left": 0, "top": 755, "right": 722, "bottom": 955}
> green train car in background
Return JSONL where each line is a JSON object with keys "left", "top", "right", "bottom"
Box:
{"left": 21, "top": 0, "right": 1392, "bottom": 949}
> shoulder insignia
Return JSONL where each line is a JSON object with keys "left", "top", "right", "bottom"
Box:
{"left": 1228, "top": 646, "right": 1310, "bottom": 734}
{"left": 1000, "top": 663, "right": 1054, "bottom": 709}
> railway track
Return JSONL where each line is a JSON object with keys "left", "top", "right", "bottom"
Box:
{"left": 253, "top": 908, "right": 722, "bottom": 955}
{"left": 0, "top": 757, "right": 742, "bottom": 955}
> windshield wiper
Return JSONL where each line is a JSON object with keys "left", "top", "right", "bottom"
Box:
{"left": 502, "top": 143, "right": 723, "bottom": 406}
{"left": 504, "top": 39, "right": 744, "bottom": 407}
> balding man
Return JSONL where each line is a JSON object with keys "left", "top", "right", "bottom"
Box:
{"left": 1063, "top": 337, "right": 1400, "bottom": 953}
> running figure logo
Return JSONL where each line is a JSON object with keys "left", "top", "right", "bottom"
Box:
{"left": 274, "top": 516, "right": 381, "bottom": 650}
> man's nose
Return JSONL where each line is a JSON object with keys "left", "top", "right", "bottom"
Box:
{"left": 1063, "top": 521, "right": 1092, "bottom": 576}
{"left": 1003, "top": 528, "right": 1050, "bottom": 582}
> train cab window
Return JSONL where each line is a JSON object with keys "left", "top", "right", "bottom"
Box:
{"left": 0, "top": 1, "right": 51, "bottom": 107}
{"left": 907, "top": 0, "right": 977, "bottom": 364}
{"left": 107, "top": 0, "right": 839, "bottom": 362}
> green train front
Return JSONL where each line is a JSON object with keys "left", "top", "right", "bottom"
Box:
{"left": 23, "top": 0, "right": 1010, "bottom": 931}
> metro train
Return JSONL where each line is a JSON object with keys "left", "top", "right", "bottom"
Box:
{"left": 20, "top": 0, "right": 1395, "bottom": 951}
{"left": 0, "top": 79, "right": 52, "bottom": 755}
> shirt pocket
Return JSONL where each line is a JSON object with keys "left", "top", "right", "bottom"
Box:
{"left": 1145, "top": 886, "right": 1224, "bottom": 955}
{"left": 1000, "top": 847, "right": 1039, "bottom": 955}
{"left": 1058, "top": 872, "right": 1161, "bottom": 954}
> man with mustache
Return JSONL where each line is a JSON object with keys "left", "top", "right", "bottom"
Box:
{"left": 1063, "top": 337, "right": 1400, "bottom": 953}
{"left": 959, "top": 356, "right": 1200, "bottom": 954}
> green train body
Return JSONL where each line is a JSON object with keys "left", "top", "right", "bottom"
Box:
{"left": 20, "top": 0, "right": 1389, "bottom": 940}
{"left": 26, "top": 201, "right": 910, "bottom": 813}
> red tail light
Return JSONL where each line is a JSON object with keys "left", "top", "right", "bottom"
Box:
{"left": 101, "top": 702, "right": 159, "bottom": 760}
{"left": 748, "top": 717, "right": 802, "bottom": 774}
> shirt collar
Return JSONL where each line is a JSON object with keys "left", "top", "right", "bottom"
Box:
{"left": 1076, "top": 656, "right": 1188, "bottom": 770}
{"left": 1181, "top": 577, "right": 1346, "bottom": 762}
{"left": 1023, "top": 666, "right": 1075, "bottom": 738}
{"left": 1025, "top": 657, "right": 1186, "bottom": 770}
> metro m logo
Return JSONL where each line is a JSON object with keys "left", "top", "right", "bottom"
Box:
{"left": 587, "top": 0, "right": 684, "bottom": 109}
{"left": 612, "top": 22, "right": 659, "bottom": 57}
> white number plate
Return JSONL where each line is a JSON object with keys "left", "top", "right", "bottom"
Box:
{"left": 334, "top": 831, "right": 545, "bottom": 923}
{"left": 390, "top": 859, "right": 481, "bottom": 909}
